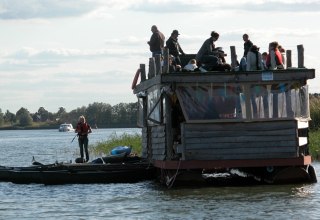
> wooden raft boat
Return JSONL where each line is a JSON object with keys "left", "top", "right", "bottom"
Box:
{"left": 133, "top": 46, "right": 318, "bottom": 186}
{"left": 0, "top": 156, "right": 155, "bottom": 185}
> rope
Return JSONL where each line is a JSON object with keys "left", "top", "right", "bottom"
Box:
{"left": 166, "top": 159, "right": 182, "bottom": 189}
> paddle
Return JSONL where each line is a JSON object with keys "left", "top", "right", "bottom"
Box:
{"left": 71, "top": 134, "right": 78, "bottom": 143}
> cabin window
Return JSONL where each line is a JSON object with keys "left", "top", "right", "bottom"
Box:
{"left": 176, "top": 83, "right": 245, "bottom": 121}
{"left": 147, "top": 85, "right": 162, "bottom": 124}
{"left": 175, "top": 83, "right": 309, "bottom": 122}
{"left": 250, "top": 83, "right": 309, "bottom": 119}
{"left": 137, "top": 98, "right": 144, "bottom": 127}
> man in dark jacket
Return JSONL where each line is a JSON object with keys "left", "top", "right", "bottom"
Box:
{"left": 147, "top": 25, "right": 165, "bottom": 57}
{"left": 243, "top": 33, "right": 253, "bottom": 57}
{"left": 166, "top": 30, "right": 185, "bottom": 65}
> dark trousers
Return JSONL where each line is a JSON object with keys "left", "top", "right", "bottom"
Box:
{"left": 78, "top": 136, "right": 89, "bottom": 161}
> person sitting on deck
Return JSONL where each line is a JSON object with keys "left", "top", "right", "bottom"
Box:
{"left": 266, "top": 41, "right": 284, "bottom": 70}
{"left": 246, "top": 45, "right": 263, "bottom": 71}
{"left": 183, "top": 59, "right": 198, "bottom": 72}
{"left": 166, "top": 30, "right": 185, "bottom": 66}
{"left": 169, "top": 55, "right": 182, "bottom": 72}
{"left": 196, "top": 31, "right": 230, "bottom": 71}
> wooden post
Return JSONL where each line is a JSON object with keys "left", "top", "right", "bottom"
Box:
{"left": 162, "top": 48, "right": 170, "bottom": 74}
{"left": 155, "top": 54, "right": 162, "bottom": 75}
{"left": 148, "top": 57, "right": 156, "bottom": 79}
{"left": 140, "top": 64, "right": 146, "bottom": 82}
{"left": 297, "top": 44, "right": 304, "bottom": 68}
{"left": 286, "top": 50, "right": 292, "bottom": 68}
{"left": 230, "top": 46, "right": 238, "bottom": 69}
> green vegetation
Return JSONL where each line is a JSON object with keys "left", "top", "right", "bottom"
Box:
{"left": 92, "top": 132, "right": 142, "bottom": 155}
{"left": 0, "top": 102, "right": 138, "bottom": 129}
{"left": 309, "top": 130, "right": 320, "bottom": 160}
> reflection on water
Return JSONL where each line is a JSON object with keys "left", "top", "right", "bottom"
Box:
{"left": 0, "top": 129, "right": 319, "bottom": 219}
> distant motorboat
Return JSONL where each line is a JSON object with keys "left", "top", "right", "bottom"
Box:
{"left": 58, "top": 123, "right": 74, "bottom": 132}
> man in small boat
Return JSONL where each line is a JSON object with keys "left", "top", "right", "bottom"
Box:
{"left": 166, "top": 29, "right": 185, "bottom": 66}
{"left": 147, "top": 25, "right": 165, "bottom": 57}
{"left": 75, "top": 115, "right": 92, "bottom": 162}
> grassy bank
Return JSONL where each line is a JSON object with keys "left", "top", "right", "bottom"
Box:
{"left": 92, "top": 132, "right": 142, "bottom": 155}
{"left": 93, "top": 130, "right": 320, "bottom": 160}
{"left": 309, "top": 130, "right": 320, "bottom": 160}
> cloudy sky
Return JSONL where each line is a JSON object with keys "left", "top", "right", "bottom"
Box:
{"left": 0, "top": 0, "right": 319, "bottom": 113}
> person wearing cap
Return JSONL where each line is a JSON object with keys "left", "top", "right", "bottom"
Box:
{"left": 166, "top": 30, "right": 185, "bottom": 66}
{"left": 147, "top": 25, "right": 165, "bottom": 57}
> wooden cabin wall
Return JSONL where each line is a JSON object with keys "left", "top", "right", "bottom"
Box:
{"left": 141, "top": 127, "right": 148, "bottom": 158}
{"left": 142, "top": 125, "right": 167, "bottom": 160}
{"left": 180, "top": 120, "right": 299, "bottom": 160}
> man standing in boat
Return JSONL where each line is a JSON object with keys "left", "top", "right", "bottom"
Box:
{"left": 147, "top": 25, "right": 165, "bottom": 57}
{"left": 75, "top": 115, "right": 92, "bottom": 162}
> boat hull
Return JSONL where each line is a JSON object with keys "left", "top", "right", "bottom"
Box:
{"left": 0, "top": 162, "right": 155, "bottom": 185}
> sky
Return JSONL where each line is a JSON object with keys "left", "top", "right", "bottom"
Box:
{"left": 0, "top": 0, "right": 319, "bottom": 114}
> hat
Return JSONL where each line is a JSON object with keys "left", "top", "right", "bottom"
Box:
{"left": 172, "top": 30, "right": 180, "bottom": 35}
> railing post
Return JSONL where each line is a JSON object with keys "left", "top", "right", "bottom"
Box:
{"left": 140, "top": 64, "right": 146, "bottom": 82}
{"left": 230, "top": 46, "right": 238, "bottom": 69}
{"left": 162, "top": 48, "right": 170, "bottom": 74}
{"left": 286, "top": 50, "right": 292, "bottom": 68}
{"left": 155, "top": 54, "right": 162, "bottom": 75}
{"left": 148, "top": 57, "right": 156, "bottom": 79}
{"left": 297, "top": 44, "right": 304, "bottom": 68}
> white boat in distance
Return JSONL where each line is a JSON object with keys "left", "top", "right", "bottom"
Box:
{"left": 58, "top": 123, "right": 75, "bottom": 132}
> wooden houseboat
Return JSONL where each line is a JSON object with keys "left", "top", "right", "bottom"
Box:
{"left": 132, "top": 45, "right": 317, "bottom": 186}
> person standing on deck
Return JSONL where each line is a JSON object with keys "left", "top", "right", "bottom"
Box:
{"left": 147, "top": 25, "right": 165, "bottom": 57}
{"left": 75, "top": 115, "right": 92, "bottom": 162}
{"left": 243, "top": 33, "right": 253, "bottom": 58}
{"left": 166, "top": 30, "right": 185, "bottom": 66}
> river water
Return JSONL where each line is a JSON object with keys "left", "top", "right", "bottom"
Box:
{"left": 0, "top": 129, "right": 319, "bottom": 219}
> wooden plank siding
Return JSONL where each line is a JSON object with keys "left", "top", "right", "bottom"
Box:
{"left": 180, "top": 120, "right": 299, "bottom": 160}
{"left": 149, "top": 125, "right": 166, "bottom": 160}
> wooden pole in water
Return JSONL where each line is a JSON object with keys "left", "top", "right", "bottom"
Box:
{"left": 297, "top": 44, "right": 304, "bottom": 68}
{"left": 148, "top": 57, "right": 156, "bottom": 78}
{"left": 286, "top": 50, "right": 292, "bottom": 68}
{"left": 230, "top": 46, "right": 238, "bottom": 69}
{"left": 140, "top": 64, "right": 146, "bottom": 82}
{"left": 155, "top": 54, "right": 162, "bottom": 75}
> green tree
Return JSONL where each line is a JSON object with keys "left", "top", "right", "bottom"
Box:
{"left": 16, "top": 107, "right": 33, "bottom": 126}
{"left": 4, "top": 110, "right": 16, "bottom": 125}
{"left": 37, "top": 107, "right": 49, "bottom": 122}
{"left": 86, "top": 102, "right": 112, "bottom": 128}
{"left": 0, "top": 109, "right": 4, "bottom": 126}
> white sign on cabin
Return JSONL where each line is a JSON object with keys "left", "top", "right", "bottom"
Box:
{"left": 262, "top": 71, "right": 273, "bottom": 81}
{"left": 262, "top": 72, "right": 273, "bottom": 81}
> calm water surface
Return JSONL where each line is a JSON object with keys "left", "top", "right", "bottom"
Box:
{"left": 0, "top": 129, "right": 319, "bottom": 220}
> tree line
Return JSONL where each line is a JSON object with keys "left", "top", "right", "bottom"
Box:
{"left": 1, "top": 93, "right": 320, "bottom": 129}
{"left": 0, "top": 102, "right": 138, "bottom": 129}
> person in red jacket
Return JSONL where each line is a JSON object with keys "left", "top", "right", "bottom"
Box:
{"left": 75, "top": 115, "right": 92, "bottom": 162}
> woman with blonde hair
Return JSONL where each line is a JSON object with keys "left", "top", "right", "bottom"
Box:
{"left": 75, "top": 115, "right": 92, "bottom": 162}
